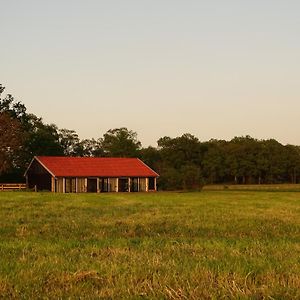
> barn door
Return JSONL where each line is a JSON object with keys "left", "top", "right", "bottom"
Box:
{"left": 131, "top": 178, "right": 139, "bottom": 192}
{"left": 87, "top": 178, "right": 97, "bottom": 193}
{"left": 118, "top": 178, "right": 128, "bottom": 192}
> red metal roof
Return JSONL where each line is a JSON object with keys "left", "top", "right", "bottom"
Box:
{"left": 34, "top": 156, "right": 159, "bottom": 178}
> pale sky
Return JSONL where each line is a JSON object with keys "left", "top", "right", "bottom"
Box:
{"left": 1, "top": 0, "right": 300, "bottom": 147}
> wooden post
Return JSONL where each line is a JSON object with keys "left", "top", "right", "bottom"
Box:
{"left": 97, "top": 178, "right": 100, "bottom": 193}
{"left": 62, "top": 178, "right": 66, "bottom": 193}
{"left": 85, "top": 178, "right": 88, "bottom": 192}
{"left": 128, "top": 178, "right": 131, "bottom": 192}
{"left": 154, "top": 177, "right": 157, "bottom": 191}
{"left": 146, "top": 178, "right": 149, "bottom": 192}
{"left": 25, "top": 175, "right": 28, "bottom": 189}
{"left": 51, "top": 177, "right": 55, "bottom": 192}
{"left": 116, "top": 178, "right": 119, "bottom": 192}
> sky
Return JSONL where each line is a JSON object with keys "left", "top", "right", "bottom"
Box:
{"left": 1, "top": 0, "right": 300, "bottom": 147}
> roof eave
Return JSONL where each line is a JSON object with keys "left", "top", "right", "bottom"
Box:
{"left": 137, "top": 158, "right": 160, "bottom": 177}
{"left": 24, "top": 156, "right": 56, "bottom": 177}
{"left": 23, "top": 157, "right": 35, "bottom": 177}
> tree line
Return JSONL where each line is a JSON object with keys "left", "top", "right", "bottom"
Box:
{"left": 1, "top": 84, "right": 300, "bottom": 189}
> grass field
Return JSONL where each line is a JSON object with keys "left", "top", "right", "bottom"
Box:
{"left": 0, "top": 190, "right": 300, "bottom": 299}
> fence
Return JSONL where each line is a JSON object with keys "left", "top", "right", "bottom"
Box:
{"left": 0, "top": 183, "right": 27, "bottom": 191}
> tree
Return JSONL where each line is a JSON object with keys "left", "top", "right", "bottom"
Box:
{"left": 75, "top": 138, "right": 104, "bottom": 157}
{"left": 181, "top": 164, "right": 203, "bottom": 190}
{"left": 202, "top": 140, "right": 226, "bottom": 184}
{"left": 25, "top": 121, "right": 64, "bottom": 157}
{"left": 0, "top": 85, "right": 26, "bottom": 175}
{"left": 158, "top": 166, "right": 182, "bottom": 190}
{"left": 58, "top": 129, "right": 81, "bottom": 156}
{"left": 0, "top": 85, "right": 27, "bottom": 122}
{"left": 262, "top": 139, "right": 286, "bottom": 183}
{"left": 0, "top": 112, "right": 23, "bottom": 175}
{"left": 157, "top": 133, "right": 202, "bottom": 169}
{"left": 0, "top": 85, "right": 65, "bottom": 170}
{"left": 101, "top": 127, "right": 141, "bottom": 157}
{"left": 139, "top": 146, "right": 161, "bottom": 171}
{"left": 157, "top": 134, "right": 204, "bottom": 190}
{"left": 224, "top": 136, "right": 259, "bottom": 184}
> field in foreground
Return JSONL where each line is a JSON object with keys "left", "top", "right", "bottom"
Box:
{"left": 0, "top": 191, "right": 300, "bottom": 299}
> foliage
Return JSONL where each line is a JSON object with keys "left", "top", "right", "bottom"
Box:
{"left": 157, "top": 134, "right": 204, "bottom": 190}
{"left": 58, "top": 129, "right": 81, "bottom": 156}
{"left": 26, "top": 122, "right": 64, "bottom": 157}
{"left": 0, "top": 85, "right": 27, "bottom": 122}
{"left": 202, "top": 140, "right": 226, "bottom": 184}
{"left": 180, "top": 164, "right": 203, "bottom": 190}
{"left": 158, "top": 133, "right": 202, "bottom": 168}
{"left": 138, "top": 146, "right": 161, "bottom": 170}
{"left": 0, "top": 85, "right": 64, "bottom": 173}
{"left": 100, "top": 127, "right": 141, "bottom": 157}
{"left": 78, "top": 138, "right": 104, "bottom": 157}
{"left": 0, "top": 112, "right": 24, "bottom": 175}
{"left": 158, "top": 166, "right": 182, "bottom": 190}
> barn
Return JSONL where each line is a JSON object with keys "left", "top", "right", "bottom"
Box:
{"left": 24, "top": 156, "right": 159, "bottom": 193}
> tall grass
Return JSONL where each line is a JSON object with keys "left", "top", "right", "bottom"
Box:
{"left": 0, "top": 191, "right": 300, "bottom": 299}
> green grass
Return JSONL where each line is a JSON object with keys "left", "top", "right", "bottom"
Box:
{"left": 0, "top": 191, "right": 300, "bottom": 299}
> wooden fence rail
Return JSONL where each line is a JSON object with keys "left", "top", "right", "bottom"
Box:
{"left": 0, "top": 183, "right": 27, "bottom": 191}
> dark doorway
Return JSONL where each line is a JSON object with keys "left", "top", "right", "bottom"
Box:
{"left": 148, "top": 177, "right": 155, "bottom": 190}
{"left": 27, "top": 160, "right": 52, "bottom": 191}
{"left": 118, "top": 178, "right": 128, "bottom": 192}
{"left": 28, "top": 174, "right": 51, "bottom": 191}
{"left": 131, "top": 178, "right": 139, "bottom": 192}
{"left": 99, "top": 178, "right": 109, "bottom": 192}
{"left": 87, "top": 178, "right": 97, "bottom": 193}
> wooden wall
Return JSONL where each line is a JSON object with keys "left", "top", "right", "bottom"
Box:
{"left": 53, "top": 176, "right": 157, "bottom": 193}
